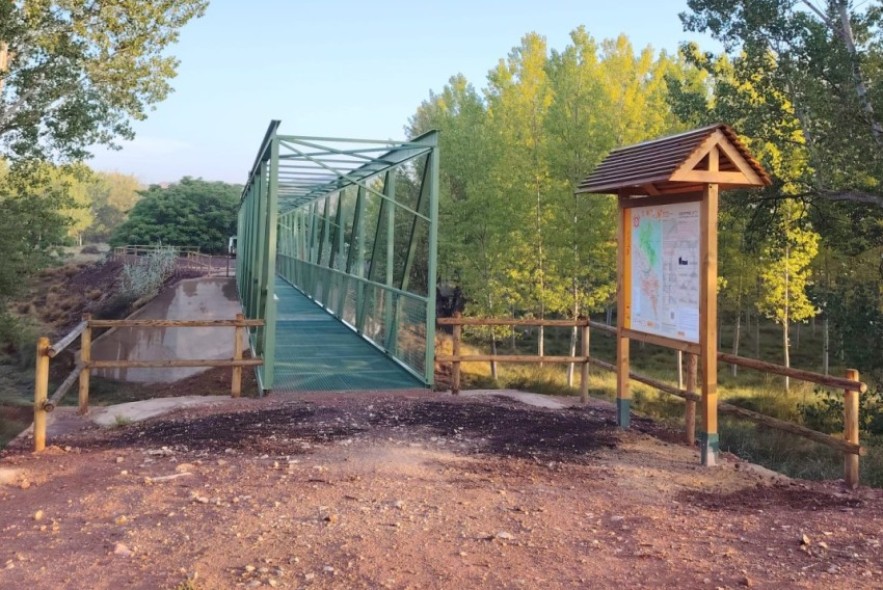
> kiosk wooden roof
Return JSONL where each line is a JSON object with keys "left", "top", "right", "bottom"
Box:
{"left": 575, "top": 124, "right": 771, "bottom": 196}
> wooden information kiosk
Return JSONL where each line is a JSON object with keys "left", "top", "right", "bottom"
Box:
{"left": 576, "top": 124, "right": 771, "bottom": 466}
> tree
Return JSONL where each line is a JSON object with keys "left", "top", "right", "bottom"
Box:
{"left": 679, "top": 0, "right": 883, "bottom": 207}
{"left": 0, "top": 0, "right": 207, "bottom": 161}
{"left": 0, "top": 161, "right": 79, "bottom": 297}
{"left": 756, "top": 202, "right": 820, "bottom": 390}
{"left": 85, "top": 172, "right": 142, "bottom": 243}
{"left": 485, "top": 33, "right": 561, "bottom": 357}
{"left": 408, "top": 29, "right": 696, "bottom": 373}
{"left": 110, "top": 177, "right": 241, "bottom": 254}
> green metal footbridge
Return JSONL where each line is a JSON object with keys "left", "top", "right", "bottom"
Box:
{"left": 236, "top": 121, "right": 439, "bottom": 393}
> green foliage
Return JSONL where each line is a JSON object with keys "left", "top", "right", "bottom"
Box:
{"left": 119, "top": 246, "right": 177, "bottom": 301}
{"left": 84, "top": 172, "right": 142, "bottom": 243}
{"left": 408, "top": 29, "right": 690, "bottom": 324}
{"left": 756, "top": 202, "right": 820, "bottom": 327}
{"left": 800, "top": 388, "right": 883, "bottom": 436}
{"left": 679, "top": 1, "right": 883, "bottom": 201}
{"left": 0, "top": 311, "right": 41, "bottom": 368}
{"left": 0, "top": 0, "right": 207, "bottom": 162}
{"left": 0, "top": 161, "right": 80, "bottom": 299}
{"left": 825, "top": 282, "right": 883, "bottom": 383}
{"left": 110, "top": 178, "right": 241, "bottom": 254}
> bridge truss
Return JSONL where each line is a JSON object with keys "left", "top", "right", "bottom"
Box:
{"left": 237, "top": 121, "right": 439, "bottom": 392}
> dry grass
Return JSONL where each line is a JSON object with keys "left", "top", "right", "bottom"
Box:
{"left": 442, "top": 321, "right": 881, "bottom": 486}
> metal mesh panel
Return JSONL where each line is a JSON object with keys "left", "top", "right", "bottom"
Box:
{"left": 277, "top": 255, "right": 428, "bottom": 382}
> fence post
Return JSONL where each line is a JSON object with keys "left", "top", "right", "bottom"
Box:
{"left": 34, "top": 337, "right": 50, "bottom": 452}
{"left": 844, "top": 368, "right": 860, "bottom": 489}
{"left": 452, "top": 311, "right": 462, "bottom": 395}
{"left": 78, "top": 314, "right": 92, "bottom": 415}
{"left": 579, "top": 318, "right": 590, "bottom": 404}
{"left": 232, "top": 313, "right": 244, "bottom": 397}
{"left": 685, "top": 352, "right": 698, "bottom": 447}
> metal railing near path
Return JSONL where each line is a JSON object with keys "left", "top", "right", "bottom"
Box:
{"left": 33, "top": 314, "right": 264, "bottom": 452}
{"left": 437, "top": 313, "right": 867, "bottom": 488}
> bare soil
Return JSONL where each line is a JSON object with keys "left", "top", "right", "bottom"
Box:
{"left": 1, "top": 392, "right": 881, "bottom": 590}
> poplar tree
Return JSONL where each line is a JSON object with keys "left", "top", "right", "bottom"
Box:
{"left": 756, "top": 202, "right": 820, "bottom": 390}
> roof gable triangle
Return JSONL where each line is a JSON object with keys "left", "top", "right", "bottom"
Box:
{"left": 669, "top": 130, "right": 765, "bottom": 186}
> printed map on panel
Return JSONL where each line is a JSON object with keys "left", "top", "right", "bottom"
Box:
{"left": 629, "top": 201, "right": 700, "bottom": 343}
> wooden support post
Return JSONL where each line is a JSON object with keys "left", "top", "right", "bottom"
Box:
{"left": 452, "top": 311, "right": 462, "bottom": 395}
{"left": 616, "top": 195, "right": 631, "bottom": 428}
{"left": 232, "top": 313, "right": 244, "bottom": 397}
{"left": 844, "top": 368, "right": 860, "bottom": 489}
{"left": 579, "top": 320, "right": 590, "bottom": 404}
{"left": 78, "top": 314, "right": 92, "bottom": 415}
{"left": 699, "top": 160, "right": 720, "bottom": 465}
{"left": 34, "top": 337, "right": 50, "bottom": 452}
{"left": 685, "top": 352, "right": 698, "bottom": 447}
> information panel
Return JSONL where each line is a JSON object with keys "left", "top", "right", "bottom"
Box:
{"left": 627, "top": 200, "right": 700, "bottom": 344}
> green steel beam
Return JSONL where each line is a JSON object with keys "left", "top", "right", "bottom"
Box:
{"left": 354, "top": 186, "right": 367, "bottom": 333}
{"left": 261, "top": 137, "right": 281, "bottom": 391}
{"left": 423, "top": 132, "right": 440, "bottom": 384}
{"left": 399, "top": 154, "right": 431, "bottom": 294}
{"left": 383, "top": 171, "right": 397, "bottom": 353}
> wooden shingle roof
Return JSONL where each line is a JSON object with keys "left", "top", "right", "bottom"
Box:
{"left": 576, "top": 124, "right": 771, "bottom": 196}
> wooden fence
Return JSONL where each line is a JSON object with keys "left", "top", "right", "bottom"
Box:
{"left": 437, "top": 313, "right": 866, "bottom": 488}
{"left": 33, "top": 314, "right": 263, "bottom": 452}
{"left": 182, "top": 251, "right": 233, "bottom": 276}
{"left": 110, "top": 244, "right": 202, "bottom": 260}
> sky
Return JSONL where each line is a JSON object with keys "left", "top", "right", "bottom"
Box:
{"left": 88, "top": 0, "right": 718, "bottom": 185}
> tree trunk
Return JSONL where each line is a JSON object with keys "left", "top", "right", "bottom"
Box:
{"left": 732, "top": 310, "right": 741, "bottom": 377}
{"left": 567, "top": 287, "right": 578, "bottom": 387}
{"left": 490, "top": 335, "right": 499, "bottom": 381}
{"left": 0, "top": 43, "right": 8, "bottom": 95}
{"left": 538, "top": 324, "right": 544, "bottom": 366}
{"left": 823, "top": 315, "right": 830, "bottom": 375}
{"left": 834, "top": 1, "right": 883, "bottom": 144}
{"left": 567, "top": 326, "right": 577, "bottom": 387}
{"left": 783, "top": 317, "right": 790, "bottom": 392}
{"left": 755, "top": 315, "right": 760, "bottom": 358}
{"left": 732, "top": 281, "right": 742, "bottom": 376}
{"left": 783, "top": 241, "right": 790, "bottom": 392}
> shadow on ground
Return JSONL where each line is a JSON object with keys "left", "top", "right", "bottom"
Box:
{"left": 79, "top": 398, "right": 621, "bottom": 462}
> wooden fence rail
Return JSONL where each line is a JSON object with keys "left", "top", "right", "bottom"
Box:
{"left": 111, "top": 245, "right": 201, "bottom": 260}
{"left": 438, "top": 314, "right": 866, "bottom": 487}
{"left": 33, "top": 314, "right": 263, "bottom": 452}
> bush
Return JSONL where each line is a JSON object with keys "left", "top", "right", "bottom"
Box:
{"left": 800, "top": 388, "right": 883, "bottom": 436}
{"left": 119, "top": 246, "right": 177, "bottom": 300}
{"left": 80, "top": 245, "right": 101, "bottom": 254}
{"left": 0, "top": 312, "right": 43, "bottom": 367}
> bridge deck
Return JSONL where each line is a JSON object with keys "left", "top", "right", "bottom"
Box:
{"left": 272, "top": 277, "right": 425, "bottom": 391}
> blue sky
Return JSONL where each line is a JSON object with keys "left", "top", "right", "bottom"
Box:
{"left": 89, "top": 0, "right": 717, "bottom": 185}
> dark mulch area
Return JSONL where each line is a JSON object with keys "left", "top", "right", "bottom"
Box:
{"left": 77, "top": 397, "right": 622, "bottom": 463}
{"left": 678, "top": 485, "right": 866, "bottom": 512}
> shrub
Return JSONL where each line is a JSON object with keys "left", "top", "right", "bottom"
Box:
{"left": 80, "top": 245, "right": 101, "bottom": 254}
{"left": 119, "top": 245, "right": 177, "bottom": 300}
{"left": 0, "top": 312, "right": 43, "bottom": 367}
{"left": 800, "top": 388, "right": 883, "bottom": 436}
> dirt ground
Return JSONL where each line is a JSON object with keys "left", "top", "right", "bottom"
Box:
{"left": 1, "top": 392, "right": 882, "bottom": 590}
